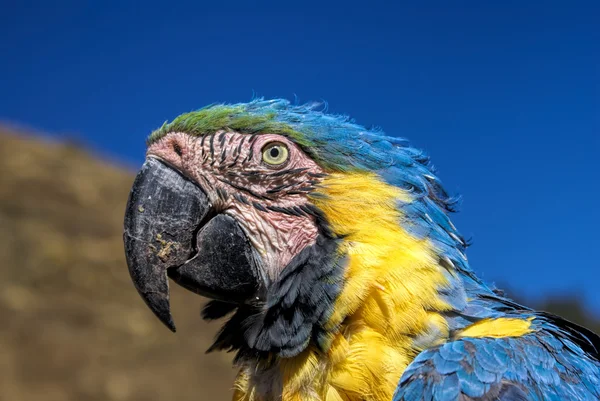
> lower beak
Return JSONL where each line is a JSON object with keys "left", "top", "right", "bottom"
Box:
{"left": 123, "top": 158, "right": 260, "bottom": 332}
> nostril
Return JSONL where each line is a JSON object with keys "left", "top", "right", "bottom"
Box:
{"left": 172, "top": 142, "right": 183, "bottom": 157}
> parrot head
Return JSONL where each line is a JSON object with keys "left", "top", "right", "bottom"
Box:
{"left": 123, "top": 98, "right": 467, "bottom": 360}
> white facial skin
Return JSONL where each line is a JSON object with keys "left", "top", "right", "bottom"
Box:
{"left": 147, "top": 131, "right": 325, "bottom": 281}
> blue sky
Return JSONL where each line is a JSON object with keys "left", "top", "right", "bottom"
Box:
{"left": 1, "top": 1, "right": 598, "bottom": 313}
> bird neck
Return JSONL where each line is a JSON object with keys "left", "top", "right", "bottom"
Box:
{"left": 231, "top": 237, "right": 455, "bottom": 401}
{"left": 232, "top": 172, "right": 461, "bottom": 401}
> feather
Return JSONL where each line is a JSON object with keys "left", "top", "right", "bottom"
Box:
{"left": 150, "top": 99, "right": 600, "bottom": 401}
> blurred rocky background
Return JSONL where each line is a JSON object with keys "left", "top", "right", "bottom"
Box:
{"left": 0, "top": 126, "right": 235, "bottom": 401}
{"left": 0, "top": 126, "right": 598, "bottom": 401}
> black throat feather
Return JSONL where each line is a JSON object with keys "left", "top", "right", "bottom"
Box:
{"left": 201, "top": 233, "right": 346, "bottom": 363}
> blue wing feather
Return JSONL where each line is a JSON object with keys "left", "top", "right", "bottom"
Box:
{"left": 393, "top": 315, "right": 600, "bottom": 401}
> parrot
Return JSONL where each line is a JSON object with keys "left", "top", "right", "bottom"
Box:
{"left": 123, "top": 98, "right": 600, "bottom": 401}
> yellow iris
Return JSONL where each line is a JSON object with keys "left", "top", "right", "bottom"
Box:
{"left": 262, "top": 142, "right": 289, "bottom": 166}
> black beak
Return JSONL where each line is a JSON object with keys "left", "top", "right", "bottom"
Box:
{"left": 123, "top": 158, "right": 261, "bottom": 332}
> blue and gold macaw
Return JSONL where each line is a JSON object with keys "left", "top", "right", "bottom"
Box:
{"left": 123, "top": 99, "right": 600, "bottom": 400}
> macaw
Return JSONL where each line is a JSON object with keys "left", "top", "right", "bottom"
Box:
{"left": 123, "top": 99, "right": 600, "bottom": 401}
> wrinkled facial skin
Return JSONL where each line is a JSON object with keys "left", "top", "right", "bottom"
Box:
{"left": 147, "top": 131, "right": 325, "bottom": 281}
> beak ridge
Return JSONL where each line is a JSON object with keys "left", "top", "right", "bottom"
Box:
{"left": 123, "top": 158, "right": 211, "bottom": 331}
{"left": 123, "top": 157, "right": 263, "bottom": 332}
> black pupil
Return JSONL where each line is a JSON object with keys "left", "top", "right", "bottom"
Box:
{"left": 269, "top": 147, "right": 280, "bottom": 158}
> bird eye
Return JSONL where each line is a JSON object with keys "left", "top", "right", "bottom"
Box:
{"left": 261, "top": 142, "right": 289, "bottom": 166}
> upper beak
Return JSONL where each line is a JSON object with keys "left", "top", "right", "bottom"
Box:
{"left": 123, "top": 158, "right": 261, "bottom": 332}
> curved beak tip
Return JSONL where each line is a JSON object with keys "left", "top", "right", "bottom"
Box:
{"left": 138, "top": 289, "right": 177, "bottom": 333}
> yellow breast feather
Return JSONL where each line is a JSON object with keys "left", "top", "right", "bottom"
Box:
{"left": 234, "top": 172, "right": 456, "bottom": 401}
